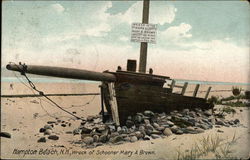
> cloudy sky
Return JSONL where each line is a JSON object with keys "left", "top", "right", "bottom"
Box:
{"left": 2, "top": 1, "right": 250, "bottom": 83}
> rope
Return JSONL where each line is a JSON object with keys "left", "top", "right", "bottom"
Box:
{"left": 9, "top": 62, "right": 87, "bottom": 120}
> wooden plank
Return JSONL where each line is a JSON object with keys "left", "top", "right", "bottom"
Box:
{"left": 170, "top": 80, "right": 176, "bottom": 90}
{"left": 193, "top": 84, "right": 200, "bottom": 97}
{"left": 108, "top": 83, "right": 120, "bottom": 125}
{"left": 205, "top": 86, "right": 212, "bottom": 100}
{"left": 181, "top": 82, "right": 188, "bottom": 95}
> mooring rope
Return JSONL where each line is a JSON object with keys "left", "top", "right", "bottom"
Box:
{"left": 9, "top": 62, "right": 91, "bottom": 121}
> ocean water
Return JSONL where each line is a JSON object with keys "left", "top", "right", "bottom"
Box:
{"left": 1, "top": 67, "right": 249, "bottom": 86}
{"left": 1, "top": 77, "right": 97, "bottom": 84}
{"left": 1, "top": 76, "right": 249, "bottom": 86}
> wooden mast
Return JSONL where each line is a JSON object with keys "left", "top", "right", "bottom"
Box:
{"left": 138, "top": 0, "right": 150, "bottom": 73}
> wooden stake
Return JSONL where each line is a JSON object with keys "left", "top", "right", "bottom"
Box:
{"left": 205, "top": 86, "right": 212, "bottom": 100}
{"left": 193, "top": 84, "right": 200, "bottom": 97}
{"left": 108, "top": 83, "right": 120, "bottom": 125}
{"left": 181, "top": 82, "right": 188, "bottom": 95}
{"left": 170, "top": 80, "right": 176, "bottom": 90}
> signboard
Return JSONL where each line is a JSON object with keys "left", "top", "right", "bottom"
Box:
{"left": 131, "top": 23, "right": 157, "bottom": 44}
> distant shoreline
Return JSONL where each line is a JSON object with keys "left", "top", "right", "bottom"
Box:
{"left": 1, "top": 76, "right": 250, "bottom": 86}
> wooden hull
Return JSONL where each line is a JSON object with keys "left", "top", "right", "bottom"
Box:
{"left": 114, "top": 83, "right": 212, "bottom": 125}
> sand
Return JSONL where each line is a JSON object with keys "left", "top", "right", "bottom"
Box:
{"left": 1, "top": 81, "right": 250, "bottom": 159}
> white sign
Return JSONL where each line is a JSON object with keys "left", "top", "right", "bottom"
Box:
{"left": 131, "top": 23, "right": 157, "bottom": 44}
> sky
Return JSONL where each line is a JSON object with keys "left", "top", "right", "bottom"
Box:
{"left": 2, "top": 1, "right": 250, "bottom": 83}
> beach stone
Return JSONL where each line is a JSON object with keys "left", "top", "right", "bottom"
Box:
{"left": 187, "top": 117, "right": 196, "bottom": 126}
{"left": 144, "top": 110, "right": 154, "bottom": 117}
{"left": 143, "top": 135, "right": 151, "bottom": 140}
{"left": 204, "top": 110, "right": 212, "bottom": 116}
{"left": 176, "top": 130, "right": 183, "bottom": 135}
{"left": 139, "top": 125, "right": 145, "bottom": 131}
{"left": 97, "top": 126, "right": 106, "bottom": 132}
{"left": 130, "top": 136, "right": 138, "bottom": 142}
{"left": 48, "top": 135, "right": 59, "bottom": 140}
{"left": 93, "top": 135, "right": 99, "bottom": 142}
{"left": 217, "top": 129, "right": 224, "bottom": 133}
{"left": 161, "top": 124, "right": 170, "bottom": 128}
{"left": 93, "top": 118, "right": 102, "bottom": 124}
{"left": 151, "top": 134, "right": 161, "bottom": 139}
{"left": 166, "top": 121, "right": 174, "bottom": 127}
{"left": 73, "top": 128, "right": 81, "bottom": 135}
{"left": 83, "top": 136, "right": 94, "bottom": 145}
{"left": 44, "top": 129, "right": 52, "bottom": 135}
{"left": 37, "top": 137, "right": 46, "bottom": 143}
{"left": 170, "top": 125, "right": 179, "bottom": 133}
{"left": 126, "top": 120, "right": 134, "bottom": 128}
{"left": 198, "top": 124, "right": 209, "bottom": 130}
{"left": 182, "top": 109, "right": 189, "bottom": 115}
{"left": 61, "top": 124, "right": 67, "bottom": 127}
{"left": 188, "top": 111, "right": 196, "bottom": 118}
{"left": 166, "top": 116, "right": 172, "bottom": 120}
{"left": 228, "top": 121, "right": 234, "bottom": 125}
{"left": 156, "top": 126, "right": 165, "bottom": 131}
{"left": 47, "top": 121, "right": 56, "bottom": 124}
{"left": 101, "top": 129, "right": 109, "bottom": 136}
{"left": 136, "top": 113, "right": 144, "bottom": 117}
{"left": 208, "top": 117, "right": 216, "bottom": 125}
{"left": 195, "top": 128, "right": 204, "bottom": 133}
{"left": 215, "top": 119, "right": 225, "bottom": 126}
{"left": 110, "top": 132, "right": 119, "bottom": 138}
{"left": 151, "top": 129, "right": 161, "bottom": 135}
{"left": 44, "top": 125, "right": 52, "bottom": 130}
{"left": 81, "top": 127, "right": 93, "bottom": 134}
{"left": 186, "top": 126, "right": 195, "bottom": 133}
{"left": 152, "top": 123, "right": 160, "bottom": 129}
{"left": 145, "top": 124, "right": 154, "bottom": 135}
{"left": 234, "top": 119, "right": 240, "bottom": 124}
{"left": 176, "top": 113, "right": 183, "bottom": 117}
{"left": 39, "top": 128, "right": 46, "bottom": 133}
{"left": 144, "top": 119, "right": 150, "bottom": 125}
{"left": 87, "top": 116, "right": 95, "bottom": 122}
{"left": 135, "top": 131, "right": 143, "bottom": 139}
{"left": 99, "top": 135, "right": 108, "bottom": 143}
{"left": 124, "top": 137, "right": 130, "bottom": 142}
{"left": 117, "top": 126, "right": 122, "bottom": 132}
{"left": 134, "top": 115, "right": 143, "bottom": 123}
{"left": 163, "top": 128, "right": 172, "bottom": 136}
{"left": 0, "top": 132, "right": 11, "bottom": 138}
{"left": 111, "top": 136, "right": 123, "bottom": 143}
{"left": 121, "top": 126, "right": 128, "bottom": 134}
{"left": 65, "top": 131, "right": 73, "bottom": 134}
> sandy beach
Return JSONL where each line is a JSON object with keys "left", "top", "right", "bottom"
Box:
{"left": 1, "top": 81, "right": 249, "bottom": 159}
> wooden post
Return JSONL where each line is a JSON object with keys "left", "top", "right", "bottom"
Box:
{"left": 170, "top": 80, "right": 176, "bottom": 90}
{"left": 108, "top": 83, "right": 120, "bottom": 125}
{"left": 193, "top": 84, "right": 200, "bottom": 97}
{"left": 100, "top": 85, "right": 105, "bottom": 122}
{"left": 181, "top": 82, "right": 188, "bottom": 95}
{"left": 139, "top": 0, "right": 150, "bottom": 73}
{"left": 205, "top": 86, "right": 212, "bottom": 100}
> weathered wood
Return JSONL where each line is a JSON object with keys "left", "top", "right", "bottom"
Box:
{"left": 181, "top": 82, "right": 188, "bottom": 95}
{"left": 205, "top": 86, "right": 212, "bottom": 99}
{"left": 108, "top": 83, "right": 120, "bottom": 125}
{"left": 138, "top": 0, "right": 150, "bottom": 73}
{"left": 193, "top": 84, "right": 200, "bottom": 97}
{"left": 6, "top": 64, "right": 116, "bottom": 82}
{"left": 170, "top": 80, "right": 176, "bottom": 90}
